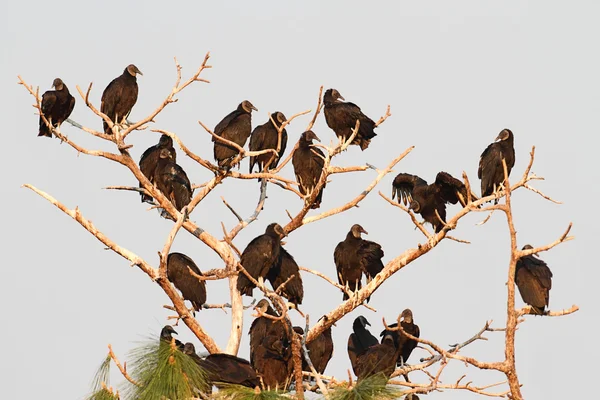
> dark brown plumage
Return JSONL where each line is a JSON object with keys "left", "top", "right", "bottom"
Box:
{"left": 292, "top": 130, "right": 326, "bottom": 209}
{"left": 478, "top": 129, "right": 516, "bottom": 202}
{"left": 323, "top": 88, "right": 377, "bottom": 150}
{"left": 248, "top": 299, "right": 287, "bottom": 366}
{"left": 100, "top": 64, "right": 142, "bottom": 134}
{"left": 38, "top": 78, "right": 75, "bottom": 137}
{"left": 266, "top": 247, "right": 304, "bottom": 307}
{"left": 515, "top": 245, "right": 553, "bottom": 315}
{"left": 237, "top": 223, "right": 286, "bottom": 296}
{"left": 334, "top": 225, "right": 384, "bottom": 301}
{"left": 252, "top": 333, "right": 293, "bottom": 390}
{"left": 303, "top": 316, "right": 334, "bottom": 374}
{"left": 213, "top": 100, "right": 258, "bottom": 169}
{"left": 379, "top": 309, "right": 420, "bottom": 366}
{"left": 154, "top": 148, "right": 192, "bottom": 211}
{"left": 139, "top": 135, "right": 176, "bottom": 203}
{"left": 166, "top": 253, "right": 206, "bottom": 312}
{"left": 184, "top": 343, "right": 259, "bottom": 389}
{"left": 183, "top": 343, "right": 258, "bottom": 389}
{"left": 355, "top": 332, "right": 399, "bottom": 379}
{"left": 248, "top": 112, "right": 288, "bottom": 174}
{"left": 347, "top": 316, "right": 379, "bottom": 375}
{"left": 392, "top": 172, "right": 475, "bottom": 232}
{"left": 160, "top": 325, "right": 184, "bottom": 350}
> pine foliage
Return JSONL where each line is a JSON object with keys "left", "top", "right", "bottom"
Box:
{"left": 125, "top": 337, "right": 209, "bottom": 400}
{"left": 213, "top": 384, "right": 290, "bottom": 400}
{"left": 328, "top": 374, "right": 404, "bottom": 400}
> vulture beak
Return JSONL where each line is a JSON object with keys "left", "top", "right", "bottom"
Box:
{"left": 137, "top": 69, "right": 144, "bottom": 76}
{"left": 171, "top": 328, "right": 178, "bottom": 335}
{"left": 251, "top": 105, "right": 258, "bottom": 111}
{"left": 361, "top": 227, "right": 369, "bottom": 235}
{"left": 338, "top": 95, "right": 345, "bottom": 101}
{"left": 313, "top": 133, "right": 321, "bottom": 142}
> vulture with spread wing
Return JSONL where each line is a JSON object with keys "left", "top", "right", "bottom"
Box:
{"left": 392, "top": 171, "right": 474, "bottom": 232}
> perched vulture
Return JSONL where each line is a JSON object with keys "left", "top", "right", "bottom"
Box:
{"left": 355, "top": 332, "right": 399, "bottom": 379}
{"left": 154, "top": 148, "right": 192, "bottom": 211}
{"left": 379, "top": 309, "right": 420, "bottom": 366}
{"left": 38, "top": 78, "right": 75, "bottom": 137}
{"left": 347, "top": 316, "right": 379, "bottom": 375}
{"left": 292, "top": 130, "right": 326, "bottom": 209}
{"left": 392, "top": 171, "right": 475, "bottom": 232}
{"left": 323, "top": 88, "right": 377, "bottom": 150}
{"left": 167, "top": 253, "right": 206, "bottom": 312}
{"left": 160, "top": 325, "right": 184, "bottom": 350}
{"left": 515, "top": 245, "right": 553, "bottom": 315}
{"left": 237, "top": 223, "right": 286, "bottom": 296}
{"left": 303, "top": 316, "right": 334, "bottom": 374}
{"left": 266, "top": 247, "right": 304, "bottom": 307}
{"left": 252, "top": 333, "right": 293, "bottom": 390}
{"left": 184, "top": 343, "right": 259, "bottom": 389}
{"left": 249, "top": 299, "right": 287, "bottom": 366}
{"left": 213, "top": 100, "right": 258, "bottom": 169}
{"left": 139, "top": 134, "right": 176, "bottom": 203}
{"left": 478, "top": 128, "right": 515, "bottom": 202}
{"left": 334, "top": 224, "right": 384, "bottom": 301}
{"left": 100, "top": 64, "right": 142, "bottom": 134}
{"left": 248, "top": 112, "right": 288, "bottom": 174}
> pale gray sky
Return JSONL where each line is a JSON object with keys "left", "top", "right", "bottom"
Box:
{"left": 3, "top": 1, "right": 597, "bottom": 399}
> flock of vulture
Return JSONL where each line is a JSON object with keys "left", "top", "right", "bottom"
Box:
{"left": 37, "top": 64, "right": 555, "bottom": 391}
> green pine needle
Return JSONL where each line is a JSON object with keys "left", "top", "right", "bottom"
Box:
{"left": 91, "top": 354, "right": 112, "bottom": 391}
{"left": 87, "top": 388, "right": 119, "bottom": 400}
{"left": 328, "top": 374, "right": 404, "bottom": 400}
{"left": 213, "top": 384, "right": 289, "bottom": 400}
{"left": 85, "top": 354, "right": 117, "bottom": 400}
{"left": 125, "top": 337, "right": 209, "bottom": 400}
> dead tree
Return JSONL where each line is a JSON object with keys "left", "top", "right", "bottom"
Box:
{"left": 19, "top": 54, "right": 578, "bottom": 400}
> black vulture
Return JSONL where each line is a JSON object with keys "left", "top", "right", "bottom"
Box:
{"left": 100, "top": 64, "right": 142, "bottom": 135}
{"left": 139, "top": 135, "right": 176, "bottom": 203}
{"left": 515, "top": 245, "right": 553, "bottom": 315}
{"left": 478, "top": 128, "right": 515, "bottom": 202}
{"left": 379, "top": 309, "right": 420, "bottom": 366}
{"left": 252, "top": 333, "right": 293, "bottom": 390}
{"left": 167, "top": 253, "right": 207, "bottom": 312}
{"left": 237, "top": 223, "right": 286, "bottom": 296}
{"left": 323, "top": 88, "right": 377, "bottom": 150}
{"left": 347, "top": 316, "right": 379, "bottom": 375}
{"left": 213, "top": 100, "right": 258, "bottom": 169}
{"left": 38, "top": 78, "right": 75, "bottom": 137}
{"left": 248, "top": 112, "right": 288, "bottom": 174}
{"left": 355, "top": 332, "right": 399, "bottom": 379}
{"left": 160, "top": 325, "right": 184, "bottom": 350}
{"left": 153, "top": 148, "right": 193, "bottom": 211}
{"left": 303, "top": 316, "right": 334, "bottom": 374}
{"left": 292, "top": 130, "right": 326, "bottom": 209}
{"left": 266, "top": 247, "right": 304, "bottom": 307}
{"left": 249, "top": 299, "right": 287, "bottom": 366}
{"left": 184, "top": 343, "right": 260, "bottom": 389}
{"left": 392, "top": 171, "right": 475, "bottom": 232}
{"left": 334, "top": 224, "right": 385, "bottom": 301}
